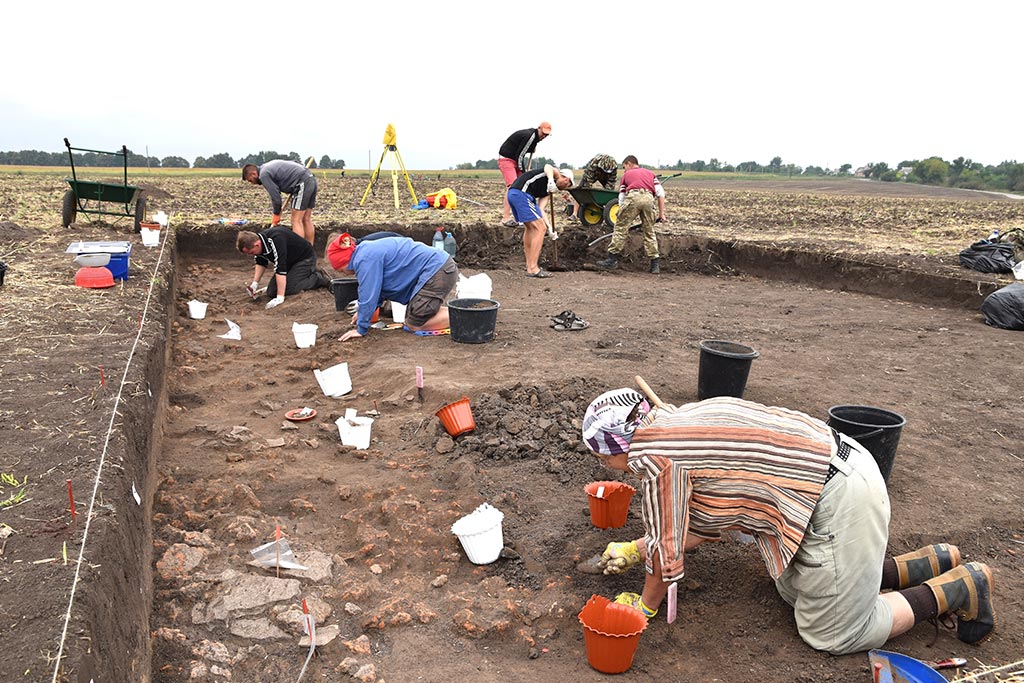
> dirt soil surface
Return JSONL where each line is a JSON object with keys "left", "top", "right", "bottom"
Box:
{"left": 1, "top": 173, "right": 1022, "bottom": 683}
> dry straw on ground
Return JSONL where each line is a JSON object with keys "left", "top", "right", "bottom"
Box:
{"left": 953, "top": 659, "right": 1024, "bottom": 683}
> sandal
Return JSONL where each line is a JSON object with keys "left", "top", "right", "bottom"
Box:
{"left": 554, "top": 318, "right": 590, "bottom": 331}
{"left": 526, "top": 269, "right": 553, "bottom": 278}
{"left": 502, "top": 219, "right": 518, "bottom": 227}
{"left": 550, "top": 309, "right": 576, "bottom": 326}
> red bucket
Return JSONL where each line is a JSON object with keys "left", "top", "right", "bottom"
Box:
{"left": 578, "top": 594, "right": 647, "bottom": 674}
{"left": 584, "top": 481, "right": 635, "bottom": 529}
{"left": 435, "top": 397, "right": 475, "bottom": 437}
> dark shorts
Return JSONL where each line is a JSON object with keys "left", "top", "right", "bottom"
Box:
{"left": 406, "top": 257, "right": 458, "bottom": 326}
{"left": 290, "top": 175, "right": 317, "bottom": 211}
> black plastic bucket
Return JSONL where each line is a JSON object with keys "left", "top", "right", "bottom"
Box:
{"left": 448, "top": 298, "right": 500, "bottom": 344}
{"left": 330, "top": 278, "right": 359, "bottom": 311}
{"left": 827, "top": 405, "right": 906, "bottom": 483}
{"left": 697, "top": 340, "right": 759, "bottom": 400}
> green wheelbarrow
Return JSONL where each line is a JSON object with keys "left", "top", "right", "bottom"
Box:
{"left": 61, "top": 138, "right": 147, "bottom": 231}
{"left": 566, "top": 186, "right": 620, "bottom": 228}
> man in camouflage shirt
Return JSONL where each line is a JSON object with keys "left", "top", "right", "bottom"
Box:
{"left": 568, "top": 154, "right": 618, "bottom": 222}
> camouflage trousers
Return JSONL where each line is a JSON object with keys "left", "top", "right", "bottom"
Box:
{"left": 608, "top": 189, "right": 659, "bottom": 258}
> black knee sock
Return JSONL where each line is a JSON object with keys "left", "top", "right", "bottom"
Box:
{"left": 880, "top": 558, "right": 899, "bottom": 590}
{"left": 902, "top": 585, "right": 939, "bottom": 624}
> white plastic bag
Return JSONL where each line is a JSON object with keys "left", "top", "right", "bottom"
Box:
{"left": 455, "top": 273, "right": 492, "bottom": 300}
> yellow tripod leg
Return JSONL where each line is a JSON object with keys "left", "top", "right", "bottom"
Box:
{"left": 394, "top": 148, "right": 418, "bottom": 203}
{"left": 360, "top": 148, "right": 389, "bottom": 206}
{"left": 390, "top": 152, "right": 400, "bottom": 210}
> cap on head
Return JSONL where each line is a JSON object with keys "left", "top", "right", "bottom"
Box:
{"left": 326, "top": 232, "right": 356, "bottom": 270}
{"left": 560, "top": 168, "right": 574, "bottom": 185}
{"left": 582, "top": 388, "right": 650, "bottom": 456}
{"left": 538, "top": 121, "right": 552, "bottom": 135}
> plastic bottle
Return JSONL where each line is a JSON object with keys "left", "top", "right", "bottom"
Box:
{"left": 432, "top": 227, "right": 446, "bottom": 252}
{"left": 988, "top": 229, "right": 1000, "bottom": 241}
{"left": 443, "top": 231, "right": 457, "bottom": 259}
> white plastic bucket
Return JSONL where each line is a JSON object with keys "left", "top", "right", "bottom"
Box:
{"left": 140, "top": 227, "right": 160, "bottom": 247}
{"left": 292, "top": 322, "right": 318, "bottom": 348}
{"left": 391, "top": 302, "right": 407, "bottom": 324}
{"left": 313, "top": 362, "right": 352, "bottom": 397}
{"left": 451, "top": 503, "right": 504, "bottom": 564}
{"left": 336, "top": 408, "right": 374, "bottom": 449}
{"left": 188, "top": 300, "right": 208, "bottom": 319}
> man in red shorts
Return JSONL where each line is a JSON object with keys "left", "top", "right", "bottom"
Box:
{"left": 498, "top": 122, "right": 551, "bottom": 226}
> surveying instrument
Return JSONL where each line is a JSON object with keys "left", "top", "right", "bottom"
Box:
{"left": 360, "top": 123, "right": 418, "bottom": 209}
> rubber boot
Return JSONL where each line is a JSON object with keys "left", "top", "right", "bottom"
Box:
{"left": 596, "top": 255, "right": 619, "bottom": 270}
{"left": 893, "top": 543, "right": 961, "bottom": 589}
{"left": 649, "top": 258, "right": 660, "bottom": 274}
{"left": 923, "top": 562, "right": 995, "bottom": 644}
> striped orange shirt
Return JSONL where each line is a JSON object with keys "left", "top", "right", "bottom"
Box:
{"left": 627, "top": 397, "right": 836, "bottom": 582}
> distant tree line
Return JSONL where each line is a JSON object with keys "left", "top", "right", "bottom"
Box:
{"left": 0, "top": 149, "right": 345, "bottom": 170}
{"left": 458, "top": 153, "right": 1023, "bottom": 193}
{"left": 857, "top": 157, "right": 1023, "bottom": 192}
{"left": 456, "top": 157, "right": 558, "bottom": 171}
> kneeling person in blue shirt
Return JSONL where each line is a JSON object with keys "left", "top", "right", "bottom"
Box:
{"left": 331, "top": 234, "right": 458, "bottom": 341}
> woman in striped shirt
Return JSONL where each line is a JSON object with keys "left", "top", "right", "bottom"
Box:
{"left": 583, "top": 388, "right": 995, "bottom": 654}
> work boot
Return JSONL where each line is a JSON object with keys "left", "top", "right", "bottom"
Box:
{"left": 649, "top": 258, "right": 660, "bottom": 274}
{"left": 893, "top": 543, "right": 961, "bottom": 589}
{"left": 924, "top": 562, "right": 995, "bottom": 644}
{"left": 596, "top": 255, "right": 619, "bottom": 270}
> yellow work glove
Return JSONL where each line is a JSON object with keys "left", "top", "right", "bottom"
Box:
{"left": 613, "top": 592, "right": 658, "bottom": 618}
{"left": 599, "top": 540, "right": 641, "bottom": 575}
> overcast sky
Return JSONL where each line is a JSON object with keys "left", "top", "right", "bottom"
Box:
{"left": 4, "top": 1, "right": 1019, "bottom": 171}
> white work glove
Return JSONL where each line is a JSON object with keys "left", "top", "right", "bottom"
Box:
{"left": 265, "top": 295, "right": 285, "bottom": 310}
{"left": 247, "top": 281, "right": 260, "bottom": 299}
{"left": 618, "top": 192, "right": 625, "bottom": 207}
{"left": 547, "top": 222, "right": 559, "bottom": 240}
{"left": 547, "top": 178, "right": 558, "bottom": 194}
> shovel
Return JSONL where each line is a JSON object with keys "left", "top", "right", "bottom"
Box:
{"left": 548, "top": 189, "right": 567, "bottom": 272}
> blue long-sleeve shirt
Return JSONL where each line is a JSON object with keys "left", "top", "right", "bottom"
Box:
{"left": 349, "top": 237, "right": 449, "bottom": 334}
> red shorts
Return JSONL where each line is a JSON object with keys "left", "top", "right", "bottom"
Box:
{"left": 498, "top": 157, "right": 521, "bottom": 187}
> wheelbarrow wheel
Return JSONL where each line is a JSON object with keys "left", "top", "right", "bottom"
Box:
{"left": 133, "top": 192, "right": 147, "bottom": 233}
{"left": 603, "top": 202, "right": 620, "bottom": 228}
{"left": 579, "top": 203, "right": 603, "bottom": 227}
{"left": 62, "top": 189, "right": 77, "bottom": 228}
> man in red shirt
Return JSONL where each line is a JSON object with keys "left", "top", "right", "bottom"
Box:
{"left": 596, "top": 155, "right": 662, "bottom": 274}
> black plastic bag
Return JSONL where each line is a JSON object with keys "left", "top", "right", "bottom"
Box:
{"left": 981, "top": 282, "right": 1024, "bottom": 330}
{"left": 959, "top": 240, "right": 1016, "bottom": 273}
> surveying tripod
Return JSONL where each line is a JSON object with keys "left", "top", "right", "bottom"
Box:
{"left": 360, "top": 123, "right": 418, "bottom": 209}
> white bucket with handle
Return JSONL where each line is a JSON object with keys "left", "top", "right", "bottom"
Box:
{"left": 451, "top": 503, "right": 504, "bottom": 564}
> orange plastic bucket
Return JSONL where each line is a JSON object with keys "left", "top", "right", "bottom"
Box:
{"left": 436, "top": 397, "right": 475, "bottom": 436}
{"left": 584, "top": 481, "right": 636, "bottom": 529}
{"left": 578, "top": 595, "right": 647, "bottom": 673}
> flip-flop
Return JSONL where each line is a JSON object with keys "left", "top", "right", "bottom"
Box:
{"left": 502, "top": 219, "right": 518, "bottom": 227}
{"left": 553, "top": 319, "right": 590, "bottom": 331}
{"left": 526, "top": 269, "right": 553, "bottom": 278}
